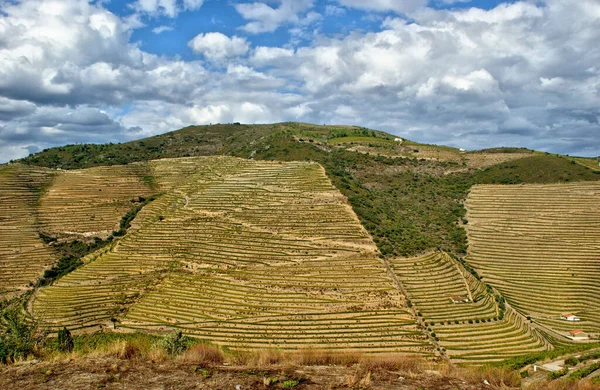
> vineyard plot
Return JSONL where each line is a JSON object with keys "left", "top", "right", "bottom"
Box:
{"left": 33, "top": 157, "right": 432, "bottom": 354}
{"left": 465, "top": 183, "right": 600, "bottom": 337}
{"left": 0, "top": 165, "right": 55, "bottom": 298}
{"left": 391, "top": 252, "right": 547, "bottom": 363}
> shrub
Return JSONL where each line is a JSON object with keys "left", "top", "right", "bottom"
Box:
{"left": 569, "top": 362, "right": 600, "bottom": 380}
{"left": 564, "top": 356, "right": 579, "bottom": 366}
{"left": 282, "top": 379, "right": 300, "bottom": 388}
{"left": 160, "top": 330, "right": 189, "bottom": 355}
{"left": 57, "top": 327, "right": 74, "bottom": 353}
{"left": 548, "top": 367, "right": 567, "bottom": 380}
{"left": 0, "top": 308, "right": 45, "bottom": 363}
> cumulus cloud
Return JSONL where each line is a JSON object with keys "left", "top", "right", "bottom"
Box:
{"left": 0, "top": 0, "right": 599, "bottom": 163}
{"left": 152, "top": 25, "right": 174, "bottom": 34}
{"left": 131, "top": 0, "right": 204, "bottom": 18}
{"left": 335, "top": 0, "right": 428, "bottom": 14}
{"left": 250, "top": 46, "right": 295, "bottom": 67}
{"left": 325, "top": 5, "right": 346, "bottom": 17}
{"left": 188, "top": 32, "right": 250, "bottom": 61}
{"left": 234, "top": 0, "right": 315, "bottom": 33}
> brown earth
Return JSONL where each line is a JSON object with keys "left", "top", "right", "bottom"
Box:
{"left": 0, "top": 357, "right": 495, "bottom": 390}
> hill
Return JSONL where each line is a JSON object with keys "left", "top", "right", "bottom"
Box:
{"left": 2, "top": 122, "right": 600, "bottom": 366}
{"left": 33, "top": 156, "right": 431, "bottom": 354}
{"left": 18, "top": 123, "right": 600, "bottom": 259}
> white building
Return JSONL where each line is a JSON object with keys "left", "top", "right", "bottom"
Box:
{"left": 561, "top": 313, "right": 581, "bottom": 321}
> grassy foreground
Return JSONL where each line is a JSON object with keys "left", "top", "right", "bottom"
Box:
{"left": 1, "top": 330, "right": 525, "bottom": 390}
{"left": 3, "top": 331, "right": 599, "bottom": 389}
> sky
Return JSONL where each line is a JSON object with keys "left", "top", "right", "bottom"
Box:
{"left": 0, "top": 0, "right": 599, "bottom": 163}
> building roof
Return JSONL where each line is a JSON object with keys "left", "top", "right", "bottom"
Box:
{"left": 570, "top": 329, "right": 585, "bottom": 335}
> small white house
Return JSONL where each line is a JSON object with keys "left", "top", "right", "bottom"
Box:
{"left": 561, "top": 313, "right": 581, "bottom": 321}
{"left": 394, "top": 137, "right": 403, "bottom": 143}
{"left": 459, "top": 148, "right": 466, "bottom": 152}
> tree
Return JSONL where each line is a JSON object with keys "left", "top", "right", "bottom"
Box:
{"left": 0, "top": 308, "right": 46, "bottom": 363}
{"left": 57, "top": 327, "right": 74, "bottom": 352}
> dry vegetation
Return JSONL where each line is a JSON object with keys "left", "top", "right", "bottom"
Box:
{"left": 0, "top": 334, "right": 522, "bottom": 390}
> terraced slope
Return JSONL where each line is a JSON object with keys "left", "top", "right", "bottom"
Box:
{"left": 391, "top": 252, "right": 547, "bottom": 363}
{"left": 465, "top": 183, "right": 600, "bottom": 337}
{"left": 0, "top": 165, "right": 55, "bottom": 298}
{"left": 33, "top": 157, "right": 432, "bottom": 355}
{"left": 37, "top": 164, "right": 154, "bottom": 238}
{"left": 0, "top": 162, "right": 155, "bottom": 299}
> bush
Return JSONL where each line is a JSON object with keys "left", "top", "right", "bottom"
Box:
{"left": 160, "top": 330, "right": 189, "bottom": 355}
{"left": 548, "top": 367, "right": 567, "bottom": 380}
{"left": 564, "top": 356, "right": 579, "bottom": 366}
{"left": 57, "top": 327, "right": 74, "bottom": 353}
{"left": 282, "top": 379, "right": 300, "bottom": 388}
{"left": 0, "top": 308, "right": 45, "bottom": 363}
{"left": 569, "top": 362, "right": 600, "bottom": 380}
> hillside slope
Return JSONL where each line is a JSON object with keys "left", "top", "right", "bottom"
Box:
{"left": 2, "top": 122, "right": 600, "bottom": 364}
{"left": 33, "top": 156, "right": 433, "bottom": 354}
{"left": 466, "top": 182, "right": 600, "bottom": 336}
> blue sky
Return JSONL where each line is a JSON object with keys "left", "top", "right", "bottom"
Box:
{"left": 109, "top": 0, "right": 509, "bottom": 60}
{"left": 0, "top": 0, "right": 598, "bottom": 162}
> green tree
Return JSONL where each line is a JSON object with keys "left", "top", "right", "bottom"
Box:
{"left": 57, "top": 327, "right": 74, "bottom": 352}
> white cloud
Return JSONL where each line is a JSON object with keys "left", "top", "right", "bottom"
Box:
{"left": 0, "top": 0, "right": 599, "bottom": 163}
{"left": 152, "top": 25, "right": 174, "bottom": 34}
{"left": 234, "top": 0, "right": 315, "bottom": 34}
{"left": 335, "top": 0, "right": 428, "bottom": 14}
{"left": 250, "top": 46, "right": 295, "bottom": 67}
{"left": 188, "top": 32, "right": 250, "bottom": 61}
{"left": 131, "top": 0, "right": 204, "bottom": 18}
{"left": 325, "top": 5, "right": 346, "bottom": 17}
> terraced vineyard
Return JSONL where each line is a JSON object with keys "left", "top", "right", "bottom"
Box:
{"left": 465, "top": 182, "right": 600, "bottom": 338}
{"left": 0, "top": 165, "right": 56, "bottom": 297}
{"left": 33, "top": 157, "right": 433, "bottom": 354}
{"left": 37, "top": 164, "right": 154, "bottom": 238}
{"left": 391, "top": 252, "right": 548, "bottom": 363}
{"left": 0, "top": 162, "right": 154, "bottom": 299}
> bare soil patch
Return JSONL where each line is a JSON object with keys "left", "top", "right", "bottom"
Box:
{"left": 0, "top": 357, "right": 495, "bottom": 390}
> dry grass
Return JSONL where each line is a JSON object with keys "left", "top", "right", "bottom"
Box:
{"left": 220, "top": 348, "right": 424, "bottom": 376}
{"left": 526, "top": 379, "right": 600, "bottom": 390}
{"left": 178, "top": 343, "right": 224, "bottom": 365}
{"left": 107, "top": 340, "right": 143, "bottom": 360}
{"left": 442, "top": 364, "right": 522, "bottom": 389}
{"left": 359, "top": 353, "right": 424, "bottom": 373}
{"left": 291, "top": 349, "right": 365, "bottom": 366}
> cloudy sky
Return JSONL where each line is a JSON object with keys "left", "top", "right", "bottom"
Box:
{"left": 0, "top": 0, "right": 599, "bottom": 162}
